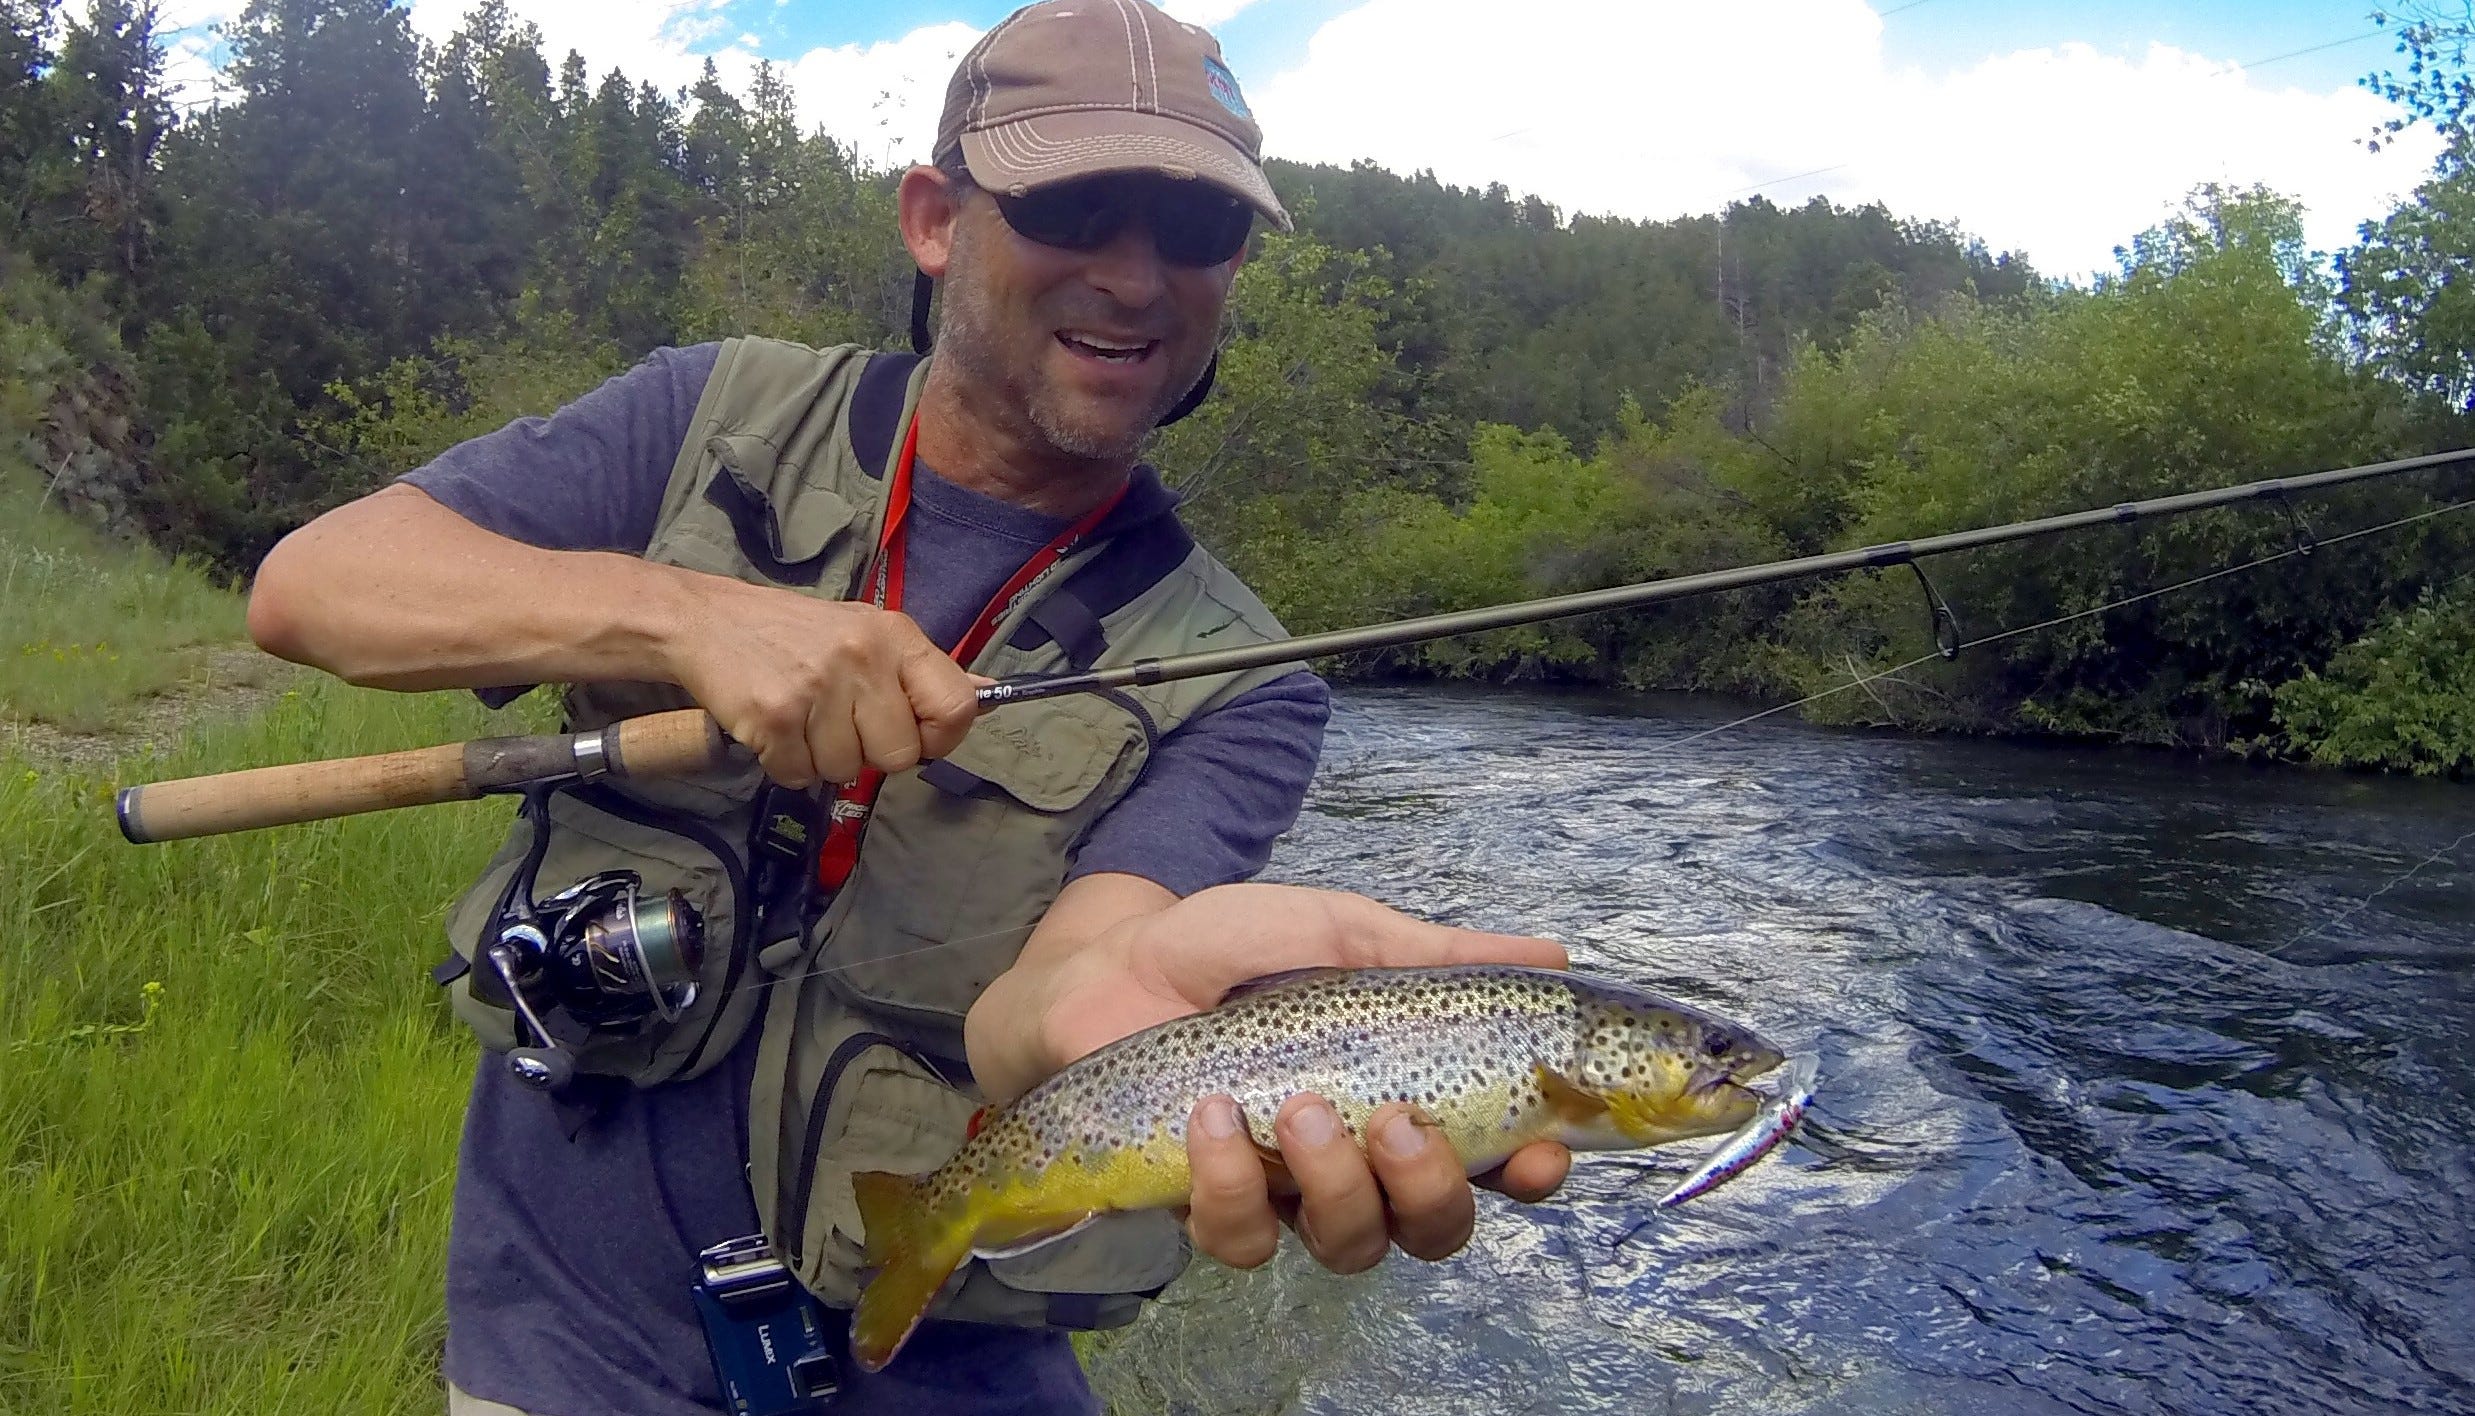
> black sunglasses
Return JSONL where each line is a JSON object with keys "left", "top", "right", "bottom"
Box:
{"left": 989, "top": 176, "right": 1254, "bottom": 268}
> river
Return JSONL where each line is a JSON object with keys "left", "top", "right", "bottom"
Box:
{"left": 1081, "top": 684, "right": 2475, "bottom": 1416}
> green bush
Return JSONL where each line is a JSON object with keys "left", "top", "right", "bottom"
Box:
{"left": 2273, "top": 585, "right": 2475, "bottom": 775}
{"left": 1759, "top": 188, "right": 2432, "bottom": 746}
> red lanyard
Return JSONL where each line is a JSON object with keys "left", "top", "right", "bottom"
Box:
{"left": 814, "top": 412, "right": 1129, "bottom": 892}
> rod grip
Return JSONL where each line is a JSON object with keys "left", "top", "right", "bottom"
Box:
{"left": 115, "top": 709, "right": 737, "bottom": 844}
{"left": 117, "top": 742, "right": 477, "bottom": 843}
{"left": 603, "top": 709, "right": 733, "bottom": 780}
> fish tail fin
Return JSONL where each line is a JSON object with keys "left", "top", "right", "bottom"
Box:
{"left": 850, "top": 1170, "right": 971, "bottom": 1374}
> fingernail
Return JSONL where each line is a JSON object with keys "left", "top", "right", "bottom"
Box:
{"left": 1198, "top": 1096, "right": 1240, "bottom": 1139}
{"left": 1379, "top": 1111, "right": 1428, "bottom": 1158}
{"left": 1286, "top": 1099, "right": 1337, "bottom": 1146}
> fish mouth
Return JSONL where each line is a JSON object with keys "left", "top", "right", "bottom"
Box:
{"left": 1744, "top": 1052, "right": 1820, "bottom": 1103}
{"left": 1695, "top": 1031, "right": 1788, "bottom": 1098}
{"left": 1736, "top": 1056, "right": 1790, "bottom": 1095}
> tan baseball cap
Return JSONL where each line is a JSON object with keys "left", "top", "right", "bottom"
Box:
{"left": 935, "top": 0, "right": 1292, "bottom": 231}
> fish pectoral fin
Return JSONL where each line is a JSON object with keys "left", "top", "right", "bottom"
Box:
{"left": 971, "top": 1211, "right": 1099, "bottom": 1261}
{"left": 1535, "top": 1065, "right": 1610, "bottom": 1125}
{"left": 1249, "top": 1142, "right": 1300, "bottom": 1198}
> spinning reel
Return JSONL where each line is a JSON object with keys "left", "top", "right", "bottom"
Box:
{"left": 481, "top": 785, "right": 706, "bottom": 1092}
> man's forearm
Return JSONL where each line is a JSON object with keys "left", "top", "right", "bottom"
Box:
{"left": 247, "top": 483, "right": 691, "bottom": 692}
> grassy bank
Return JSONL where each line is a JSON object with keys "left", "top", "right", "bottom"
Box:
{"left": 1, "top": 480, "right": 522, "bottom": 1412}
{"left": 0, "top": 468, "right": 257, "bottom": 736}
{"left": 1, "top": 681, "right": 520, "bottom": 1414}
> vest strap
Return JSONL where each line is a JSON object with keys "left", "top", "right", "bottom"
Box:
{"left": 1023, "top": 591, "right": 1108, "bottom": 670}
{"left": 1045, "top": 1292, "right": 1109, "bottom": 1331}
{"left": 848, "top": 351, "right": 923, "bottom": 479}
{"left": 1005, "top": 517, "right": 1198, "bottom": 659}
{"left": 918, "top": 759, "right": 989, "bottom": 797}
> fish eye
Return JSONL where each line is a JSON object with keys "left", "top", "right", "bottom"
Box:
{"left": 1705, "top": 1034, "right": 1734, "bottom": 1058}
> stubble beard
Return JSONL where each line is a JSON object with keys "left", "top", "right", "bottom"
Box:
{"left": 934, "top": 229, "right": 1195, "bottom": 465}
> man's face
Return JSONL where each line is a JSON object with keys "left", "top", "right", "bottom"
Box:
{"left": 934, "top": 177, "right": 1244, "bottom": 466}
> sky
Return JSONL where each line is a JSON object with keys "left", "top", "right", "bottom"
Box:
{"left": 162, "top": 0, "right": 2446, "bottom": 280}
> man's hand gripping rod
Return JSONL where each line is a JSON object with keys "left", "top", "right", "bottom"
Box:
{"left": 108, "top": 659, "right": 1207, "bottom": 844}
{"left": 109, "top": 678, "right": 1124, "bottom": 844}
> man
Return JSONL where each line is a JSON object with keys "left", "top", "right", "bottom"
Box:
{"left": 247, "top": 3, "right": 1570, "bottom": 1412}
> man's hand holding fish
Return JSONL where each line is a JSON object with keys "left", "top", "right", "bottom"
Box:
{"left": 963, "top": 877, "right": 1577, "bottom": 1274}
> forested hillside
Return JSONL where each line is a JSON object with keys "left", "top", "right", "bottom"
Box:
{"left": 5, "top": 0, "right": 2473, "bottom": 769}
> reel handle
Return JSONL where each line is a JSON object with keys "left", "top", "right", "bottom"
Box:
{"left": 117, "top": 709, "right": 733, "bottom": 843}
{"left": 506, "top": 1046, "right": 577, "bottom": 1092}
{"left": 486, "top": 934, "right": 583, "bottom": 1094}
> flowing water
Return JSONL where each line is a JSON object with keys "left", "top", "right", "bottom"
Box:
{"left": 1082, "top": 685, "right": 2475, "bottom": 1416}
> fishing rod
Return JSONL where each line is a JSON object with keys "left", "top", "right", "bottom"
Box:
{"left": 982, "top": 445, "right": 2475, "bottom": 705}
{"left": 114, "top": 445, "right": 2475, "bottom": 847}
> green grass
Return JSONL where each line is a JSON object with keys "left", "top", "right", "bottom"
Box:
{"left": 2, "top": 668, "right": 525, "bottom": 1413}
{"left": 2, "top": 459, "right": 254, "bottom": 733}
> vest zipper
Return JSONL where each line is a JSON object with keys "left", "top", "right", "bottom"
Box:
{"left": 780, "top": 1027, "right": 912, "bottom": 1269}
{"left": 1095, "top": 686, "right": 1159, "bottom": 754}
{"left": 568, "top": 783, "right": 753, "bottom": 1080}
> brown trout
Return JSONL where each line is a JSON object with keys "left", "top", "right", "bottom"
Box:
{"left": 848, "top": 964, "right": 1789, "bottom": 1371}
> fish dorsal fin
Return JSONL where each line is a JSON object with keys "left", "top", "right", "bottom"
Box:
{"left": 1216, "top": 966, "right": 1348, "bottom": 1007}
{"left": 1535, "top": 1065, "right": 1609, "bottom": 1124}
{"left": 972, "top": 1211, "right": 1098, "bottom": 1261}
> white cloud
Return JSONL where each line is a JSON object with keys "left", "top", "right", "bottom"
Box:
{"left": 1862, "top": 42, "right": 2431, "bottom": 274}
{"left": 1248, "top": 0, "right": 2439, "bottom": 278}
{"left": 161, "top": 32, "right": 226, "bottom": 110}
{"left": 402, "top": 0, "right": 741, "bottom": 96}
{"left": 166, "top": 0, "right": 2431, "bottom": 277}
{"left": 775, "top": 22, "right": 979, "bottom": 170}
{"left": 154, "top": 0, "right": 233, "bottom": 35}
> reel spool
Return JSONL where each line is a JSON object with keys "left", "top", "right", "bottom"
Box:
{"left": 482, "top": 788, "right": 707, "bottom": 1092}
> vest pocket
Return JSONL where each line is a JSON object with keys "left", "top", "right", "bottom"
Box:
{"left": 813, "top": 696, "right": 1151, "bottom": 1028}
{"left": 769, "top": 1008, "right": 1189, "bottom": 1330}
{"left": 438, "top": 785, "right": 759, "bottom": 1087}
{"left": 773, "top": 1011, "right": 978, "bottom": 1306}
{"left": 659, "top": 434, "right": 863, "bottom": 588}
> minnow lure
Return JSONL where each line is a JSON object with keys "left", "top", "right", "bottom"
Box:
{"left": 1654, "top": 1052, "right": 1817, "bottom": 1209}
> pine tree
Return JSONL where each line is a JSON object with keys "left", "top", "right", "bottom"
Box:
{"left": 41, "top": 0, "right": 169, "bottom": 301}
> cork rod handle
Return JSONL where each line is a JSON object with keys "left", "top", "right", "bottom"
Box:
{"left": 115, "top": 709, "right": 733, "bottom": 844}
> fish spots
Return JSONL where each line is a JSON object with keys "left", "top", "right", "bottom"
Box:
{"left": 930, "top": 965, "right": 1771, "bottom": 1226}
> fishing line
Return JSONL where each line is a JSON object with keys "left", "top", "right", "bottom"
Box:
{"left": 1648, "top": 496, "right": 2475, "bottom": 759}
{"left": 1615, "top": 496, "right": 2475, "bottom": 968}
{"left": 2267, "top": 826, "right": 2475, "bottom": 957}
{"left": 743, "top": 496, "right": 2475, "bottom": 996}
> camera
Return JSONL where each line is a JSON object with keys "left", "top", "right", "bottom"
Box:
{"left": 691, "top": 1236, "right": 842, "bottom": 1414}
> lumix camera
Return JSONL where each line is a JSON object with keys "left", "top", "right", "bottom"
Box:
{"left": 691, "top": 1236, "right": 842, "bottom": 1414}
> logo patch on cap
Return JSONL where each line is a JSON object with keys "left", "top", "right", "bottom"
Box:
{"left": 1202, "top": 56, "right": 1250, "bottom": 119}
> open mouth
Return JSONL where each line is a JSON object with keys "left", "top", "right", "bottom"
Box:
{"left": 1745, "top": 1053, "right": 1817, "bottom": 1102}
{"left": 1056, "top": 331, "right": 1159, "bottom": 364}
{"left": 1733, "top": 1057, "right": 1784, "bottom": 1089}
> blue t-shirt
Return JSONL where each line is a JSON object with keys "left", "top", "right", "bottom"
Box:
{"left": 405, "top": 344, "right": 1328, "bottom": 1416}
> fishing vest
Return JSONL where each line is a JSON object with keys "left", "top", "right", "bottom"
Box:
{"left": 437, "top": 336, "right": 1299, "bottom": 1332}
